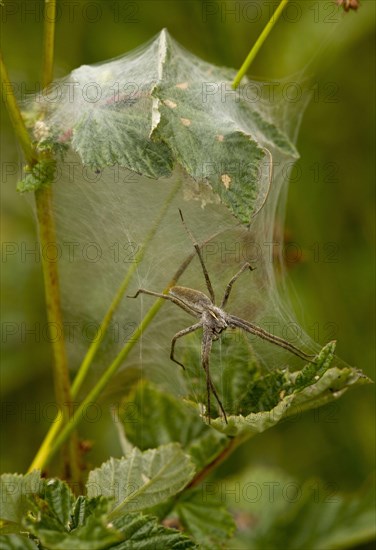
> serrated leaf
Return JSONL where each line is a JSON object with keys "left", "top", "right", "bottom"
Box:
{"left": 176, "top": 489, "right": 235, "bottom": 550}
{"left": 41, "top": 478, "right": 75, "bottom": 530}
{"left": 0, "top": 534, "right": 39, "bottom": 549}
{"left": 70, "top": 495, "right": 107, "bottom": 529}
{"left": 150, "top": 30, "right": 292, "bottom": 222}
{"left": 72, "top": 109, "right": 173, "bottom": 177}
{"left": 0, "top": 471, "right": 43, "bottom": 525}
{"left": 236, "top": 100, "right": 299, "bottom": 158}
{"left": 292, "top": 340, "right": 337, "bottom": 391}
{"left": 152, "top": 99, "right": 266, "bottom": 222}
{"left": 110, "top": 513, "right": 197, "bottom": 549}
{"left": 87, "top": 443, "right": 195, "bottom": 517}
{"left": 29, "top": 29, "right": 303, "bottom": 222}
{"left": 118, "top": 382, "right": 229, "bottom": 470}
{"left": 206, "top": 342, "right": 371, "bottom": 437}
{"left": 24, "top": 493, "right": 123, "bottom": 550}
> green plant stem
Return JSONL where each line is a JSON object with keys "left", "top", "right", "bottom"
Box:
{"left": 39, "top": 295, "right": 168, "bottom": 467}
{"left": 2, "top": 36, "right": 75, "bottom": 475}
{"left": 34, "top": 184, "right": 81, "bottom": 482}
{"left": 0, "top": 52, "right": 36, "bottom": 164}
{"left": 36, "top": 0, "right": 80, "bottom": 483}
{"left": 232, "top": 0, "right": 289, "bottom": 89}
{"left": 42, "top": 0, "right": 56, "bottom": 89}
{"left": 38, "top": 0, "right": 72, "bottom": 409}
{"left": 187, "top": 437, "right": 240, "bottom": 489}
{"left": 34, "top": 186, "right": 71, "bottom": 411}
{"left": 156, "top": 434, "right": 249, "bottom": 521}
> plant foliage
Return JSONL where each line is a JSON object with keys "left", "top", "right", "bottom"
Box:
{"left": 23, "top": 30, "right": 300, "bottom": 222}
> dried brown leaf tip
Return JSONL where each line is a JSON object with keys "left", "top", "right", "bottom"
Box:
{"left": 337, "top": 0, "right": 360, "bottom": 12}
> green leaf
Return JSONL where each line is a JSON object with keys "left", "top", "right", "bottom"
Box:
{"left": 236, "top": 100, "right": 299, "bottom": 158}
{"left": 0, "top": 534, "right": 39, "bottom": 549}
{"left": 70, "top": 495, "right": 106, "bottom": 529}
{"left": 226, "top": 467, "right": 376, "bottom": 550}
{"left": 0, "top": 471, "right": 43, "bottom": 525}
{"left": 41, "top": 478, "right": 75, "bottom": 530}
{"left": 110, "top": 513, "right": 197, "bottom": 549}
{"left": 17, "top": 158, "right": 56, "bottom": 193}
{"left": 292, "top": 340, "right": 338, "bottom": 391}
{"left": 31, "top": 29, "right": 302, "bottom": 222}
{"left": 118, "top": 381, "right": 229, "bottom": 470}
{"left": 176, "top": 489, "right": 235, "bottom": 550}
{"left": 203, "top": 342, "right": 370, "bottom": 437}
{"left": 152, "top": 98, "right": 266, "bottom": 222}
{"left": 150, "top": 29, "right": 297, "bottom": 222}
{"left": 24, "top": 492, "right": 123, "bottom": 550}
{"left": 87, "top": 443, "right": 195, "bottom": 517}
{"left": 0, "top": 481, "right": 196, "bottom": 549}
{"left": 72, "top": 109, "right": 173, "bottom": 178}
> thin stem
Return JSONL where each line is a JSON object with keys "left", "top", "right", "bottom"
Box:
{"left": 185, "top": 437, "right": 236, "bottom": 490}
{"left": 42, "top": 0, "right": 56, "bottom": 89}
{"left": 28, "top": 419, "right": 60, "bottom": 473}
{"left": 38, "top": 0, "right": 71, "bottom": 406}
{"left": 35, "top": 0, "right": 79, "bottom": 481}
{"left": 2, "top": 24, "right": 75, "bottom": 476}
{"left": 187, "top": 435, "right": 245, "bottom": 489}
{"left": 159, "top": 433, "right": 250, "bottom": 521}
{"left": 34, "top": 184, "right": 80, "bottom": 481}
{"left": 232, "top": 0, "right": 289, "bottom": 89}
{"left": 34, "top": 292, "right": 168, "bottom": 468}
{"left": 34, "top": 187, "right": 71, "bottom": 410}
{"left": 0, "top": 51, "right": 36, "bottom": 164}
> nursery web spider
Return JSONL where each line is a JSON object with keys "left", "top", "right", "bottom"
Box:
{"left": 129, "top": 210, "right": 315, "bottom": 424}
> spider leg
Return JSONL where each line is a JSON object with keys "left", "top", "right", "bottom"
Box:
{"left": 229, "top": 314, "right": 316, "bottom": 362}
{"left": 170, "top": 322, "right": 202, "bottom": 370}
{"left": 128, "top": 288, "right": 172, "bottom": 300}
{"left": 128, "top": 288, "right": 187, "bottom": 312}
{"left": 128, "top": 288, "right": 199, "bottom": 317}
{"left": 178, "top": 209, "right": 216, "bottom": 303}
{"left": 202, "top": 329, "right": 228, "bottom": 424}
{"left": 220, "top": 262, "right": 256, "bottom": 309}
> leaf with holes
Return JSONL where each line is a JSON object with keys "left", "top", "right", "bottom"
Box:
{"left": 25, "top": 30, "right": 302, "bottom": 222}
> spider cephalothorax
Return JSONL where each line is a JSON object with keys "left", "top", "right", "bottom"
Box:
{"left": 129, "top": 210, "right": 315, "bottom": 423}
{"left": 170, "top": 286, "right": 229, "bottom": 336}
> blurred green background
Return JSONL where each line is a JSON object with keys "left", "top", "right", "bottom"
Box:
{"left": 1, "top": 0, "right": 374, "bottom": 512}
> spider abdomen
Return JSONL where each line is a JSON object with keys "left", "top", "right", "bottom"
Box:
{"left": 169, "top": 286, "right": 213, "bottom": 314}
